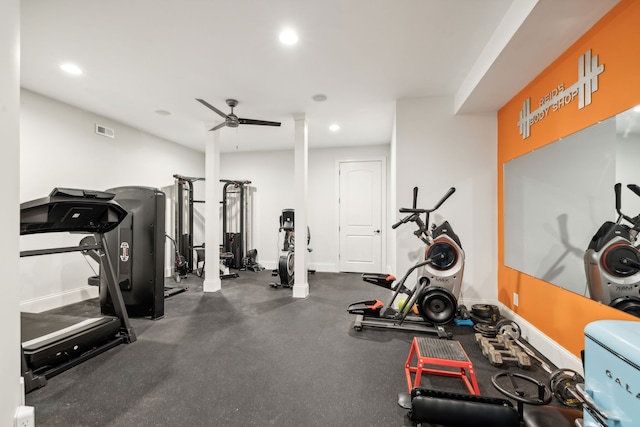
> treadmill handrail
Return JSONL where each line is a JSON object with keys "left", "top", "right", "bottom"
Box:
{"left": 20, "top": 243, "right": 102, "bottom": 258}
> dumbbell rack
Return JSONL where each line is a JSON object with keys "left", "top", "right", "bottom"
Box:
{"left": 475, "top": 333, "right": 531, "bottom": 368}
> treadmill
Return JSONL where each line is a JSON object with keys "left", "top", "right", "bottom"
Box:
{"left": 20, "top": 188, "right": 137, "bottom": 393}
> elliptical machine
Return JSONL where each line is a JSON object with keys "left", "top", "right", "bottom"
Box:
{"left": 271, "top": 209, "right": 296, "bottom": 288}
{"left": 270, "top": 209, "right": 314, "bottom": 288}
{"left": 584, "top": 183, "right": 640, "bottom": 317}
{"left": 347, "top": 186, "right": 464, "bottom": 337}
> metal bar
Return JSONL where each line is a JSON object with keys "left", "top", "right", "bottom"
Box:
{"left": 96, "top": 234, "right": 136, "bottom": 342}
{"left": 187, "top": 179, "right": 194, "bottom": 271}
{"left": 20, "top": 244, "right": 101, "bottom": 258}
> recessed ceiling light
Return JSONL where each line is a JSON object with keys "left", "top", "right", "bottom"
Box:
{"left": 60, "top": 63, "right": 83, "bottom": 75}
{"left": 633, "top": 105, "right": 640, "bottom": 113}
{"left": 279, "top": 28, "right": 298, "bottom": 45}
{"left": 329, "top": 124, "right": 340, "bottom": 132}
{"left": 312, "top": 94, "right": 328, "bottom": 102}
{"left": 155, "top": 109, "right": 171, "bottom": 116}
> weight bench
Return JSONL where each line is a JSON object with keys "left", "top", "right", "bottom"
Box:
{"left": 408, "top": 388, "right": 520, "bottom": 427}
{"left": 406, "top": 387, "right": 582, "bottom": 427}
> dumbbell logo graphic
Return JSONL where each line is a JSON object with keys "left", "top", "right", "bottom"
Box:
{"left": 518, "top": 49, "right": 604, "bottom": 140}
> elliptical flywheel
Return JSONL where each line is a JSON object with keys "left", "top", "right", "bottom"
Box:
{"left": 417, "top": 287, "right": 457, "bottom": 325}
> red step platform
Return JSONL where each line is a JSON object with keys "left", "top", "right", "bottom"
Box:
{"left": 405, "top": 336, "right": 480, "bottom": 394}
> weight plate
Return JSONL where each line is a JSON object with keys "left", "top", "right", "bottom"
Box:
{"left": 426, "top": 241, "right": 457, "bottom": 270}
{"left": 602, "top": 243, "right": 640, "bottom": 277}
{"left": 473, "top": 323, "right": 498, "bottom": 338}
{"left": 471, "top": 304, "right": 492, "bottom": 318}
{"left": 496, "top": 319, "right": 521, "bottom": 340}
{"left": 549, "top": 369, "right": 584, "bottom": 407}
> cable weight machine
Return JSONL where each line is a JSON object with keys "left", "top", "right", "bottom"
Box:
{"left": 173, "top": 175, "right": 263, "bottom": 278}
{"left": 221, "top": 179, "right": 264, "bottom": 272}
{"left": 173, "top": 174, "right": 205, "bottom": 277}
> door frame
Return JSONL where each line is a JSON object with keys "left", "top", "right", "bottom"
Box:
{"left": 336, "top": 157, "right": 387, "bottom": 273}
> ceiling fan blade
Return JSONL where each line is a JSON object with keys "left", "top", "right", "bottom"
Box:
{"left": 238, "top": 118, "right": 281, "bottom": 127}
{"left": 195, "top": 98, "right": 228, "bottom": 119}
{"left": 209, "top": 122, "right": 228, "bottom": 131}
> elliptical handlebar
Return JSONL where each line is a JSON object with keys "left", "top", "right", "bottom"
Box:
{"left": 391, "top": 187, "right": 456, "bottom": 241}
{"left": 392, "top": 213, "right": 417, "bottom": 229}
{"left": 398, "top": 187, "right": 456, "bottom": 215}
{"left": 615, "top": 183, "right": 640, "bottom": 227}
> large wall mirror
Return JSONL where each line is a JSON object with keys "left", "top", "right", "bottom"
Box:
{"left": 504, "top": 105, "right": 640, "bottom": 315}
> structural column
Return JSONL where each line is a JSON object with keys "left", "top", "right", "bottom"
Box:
{"left": 293, "top": 113, "right": 309, "bottom": 298}
{"left": 203, "top": 124, "right": 221, "bottom": 292}
{"left": 1, "top": 0, "right": 27, "bottom": 422}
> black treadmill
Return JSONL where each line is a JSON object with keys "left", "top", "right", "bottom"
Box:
{"left": 20, "top": 188, "right": 137, "bottom": 393}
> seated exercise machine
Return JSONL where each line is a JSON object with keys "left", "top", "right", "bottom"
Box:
{"left": 270, "top": 209, "right": 313, "bottom": 288}
{"left": 584, "top": 183, "right": 640, "bottom": 316}
{"left": 20, "top": 188, "right": 136, "bottom": 392}
{"left": 191, "top": 243, "right": 239, "bottom": 280}
{"left": 347, "top": 186, "right": 464, "bottom": 337}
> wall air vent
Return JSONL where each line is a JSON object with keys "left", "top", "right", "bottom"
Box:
{"left": 95, "top": 124, "right": 115, "bottom": 138}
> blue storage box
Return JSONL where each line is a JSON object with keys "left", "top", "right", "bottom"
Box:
{"left": 584, "top": 320, "right": 640, "bottom": 427}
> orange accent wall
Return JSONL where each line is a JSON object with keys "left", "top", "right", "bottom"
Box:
{"left": 498, "top": 0, "right": 640, "bottom": 357}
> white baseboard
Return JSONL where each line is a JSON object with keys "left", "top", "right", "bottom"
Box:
{"left": 20, "top": 286, "right": 99, "bottom": 313}
{"left": 462, "top": 298, "right": 583, "bottom": 375}
{"left": 261, "top": 261, "right": 336, "bottom": 273}
{"left": 308, "top": 262, "right": 336, "bottom": 273}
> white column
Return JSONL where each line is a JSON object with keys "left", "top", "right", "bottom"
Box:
{"left": 292, "top": 113, "right": 309, "bottom": 298}
{"left": 1, "top": 0, "right": 27, "bottom": 422}
{"left": 203, "top": 124, "right": 221, "bottom": 292}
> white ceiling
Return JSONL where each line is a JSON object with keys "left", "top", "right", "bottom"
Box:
{"left": 20, "top": 0, "right": 620, "bottom": 153}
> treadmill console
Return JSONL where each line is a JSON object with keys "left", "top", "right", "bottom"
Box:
{"left": 20, "top": 187, "right": 127, "bottom": 235}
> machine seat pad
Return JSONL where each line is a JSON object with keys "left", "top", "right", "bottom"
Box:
{"left": 409, "top": 388, "right": 519, "bottom": 427}
{"left": 522, "top": 405, "right": 582, "bottom": 427}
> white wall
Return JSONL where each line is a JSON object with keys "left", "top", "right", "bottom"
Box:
{"left": 395, "top": 96, "right": 497, "bottom": 304}
{"left": 220, "top": 145, "right": 390, "bottom": 272}
{"left": 20, "top": 90, "right": 205, "bottom": 312}
{"left": 1, "top": 0, "right": 24, "bottom": 422}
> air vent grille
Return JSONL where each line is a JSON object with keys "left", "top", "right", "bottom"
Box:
{"left": 95, "top": 124, "right": 115, "bottom": 138}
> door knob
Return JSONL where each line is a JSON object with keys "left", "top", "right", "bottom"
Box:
{"left": 374, "top": 229, "right": 381, "bottom": 234}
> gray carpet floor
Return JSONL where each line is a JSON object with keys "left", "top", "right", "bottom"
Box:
{"left": 25, "top": 271, "right": 559, "bottom": 426}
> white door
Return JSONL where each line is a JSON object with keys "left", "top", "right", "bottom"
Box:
{"left": 339, "top": 160, "right": 383, "bottom": 273}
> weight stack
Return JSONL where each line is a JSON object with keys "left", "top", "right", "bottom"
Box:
{"left": 225, "top": 232, "right": 243, "bottom": 269}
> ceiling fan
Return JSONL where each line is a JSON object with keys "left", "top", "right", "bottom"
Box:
{"left": 196, "top": 98, "right": 281, "bottom": 131}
